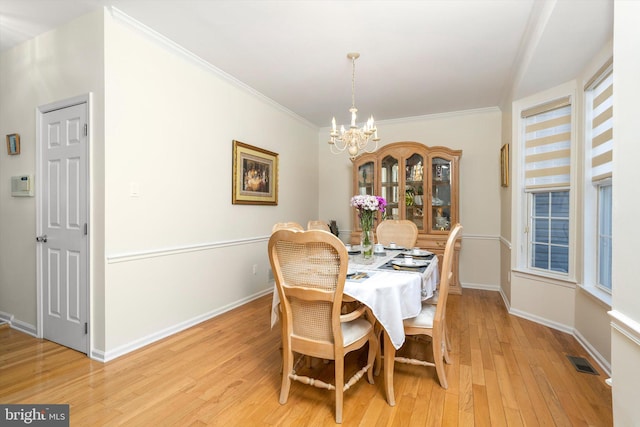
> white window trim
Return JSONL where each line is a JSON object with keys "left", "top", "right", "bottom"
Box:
{"left": 511, "top": 81, "right": 578, "bottom": 284}
{"left": 582, "top": 60, "right": 613, "bottom": 303}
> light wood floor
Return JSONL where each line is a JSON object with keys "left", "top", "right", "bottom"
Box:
{"left": 0, "top": 289, "right": 612, "bottom": 426}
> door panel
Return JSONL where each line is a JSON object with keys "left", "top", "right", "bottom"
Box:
{"left": 39, "top": 102, "right": 88, "bottom": 353}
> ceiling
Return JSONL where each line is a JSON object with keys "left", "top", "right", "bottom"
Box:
{"left": 0, "top": 0, "right": 613, "bottom": 128}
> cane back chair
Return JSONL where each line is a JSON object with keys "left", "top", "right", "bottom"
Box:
{"left": 268, "top": 229, "right": 377, "bottom": 423}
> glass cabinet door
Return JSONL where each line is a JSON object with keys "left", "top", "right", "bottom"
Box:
{"left": 431, "top": 157, "right": 452, "bottom": 231}
{"left": 357, "top": 161, "right": 375, "bottom": 195}
{"left": 381, "top": 155, "right": 399, "bottom": 219}
{"left": 405, "top": 153, "right": 425, "bottom": 231}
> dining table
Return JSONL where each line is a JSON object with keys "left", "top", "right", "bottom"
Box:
{"left": 270, "top": 245, "right": 440, "bottom": 406}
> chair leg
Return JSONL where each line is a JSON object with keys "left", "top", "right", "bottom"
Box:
{"left": 335, "top": 357, "right": 344, "bottom": 424}
{"left": 279, "top": 349, "right": 293, "bottom": 404}
{"left": 442, "top": 318, "right": 452, "bottom": 365}
{"left": 367, "top": 334, "right": 377, "bottom": 384}
{"left": 374, "top": 326, "right": 383, "bottom": 376}
{"left": 442, "top": 335, "right": 452, "bottom": 365}
{"left": 366, "top": 308, "right": 382, "bottom": 376}
{"left": 432, "top": 331, "right": 448, "bottom": 390}
{"left": 444, "top": 318, "right": 452, "bottom": 351}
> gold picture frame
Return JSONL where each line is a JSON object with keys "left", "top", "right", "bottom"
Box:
{"left": 232, "top": 140, "right": 278, "bottom": 205}
{"left": 500, "top": 143, "right": 509, "bottom": 187}
{"left": 6, "top": 133, "right": 20, "bottom": 155}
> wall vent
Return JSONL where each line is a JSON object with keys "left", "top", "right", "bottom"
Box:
{"left": 566, "top": 355, "right": 599, "bottom": 375}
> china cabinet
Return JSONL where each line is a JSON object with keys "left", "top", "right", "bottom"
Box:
{"left": 352, "top": 141, "right": 463, "bottom": 294}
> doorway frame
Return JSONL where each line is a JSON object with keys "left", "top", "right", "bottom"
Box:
{"left": 35, "top": 93, "right": 92, "bottom": 355}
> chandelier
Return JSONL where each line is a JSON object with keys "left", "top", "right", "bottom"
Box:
{"left": 328, "top": 52, "right": 380, "bottom": 160}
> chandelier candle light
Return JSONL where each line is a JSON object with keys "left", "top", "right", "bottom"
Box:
{"left": 329, "top": 53, "right": 380, "bottom": 161}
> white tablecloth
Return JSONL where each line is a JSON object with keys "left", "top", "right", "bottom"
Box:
{"left": 348, "top": 250, "right": 439, "bottom": 302}
{"left": 270, "top": 250, "right": 439, "bottom": 349}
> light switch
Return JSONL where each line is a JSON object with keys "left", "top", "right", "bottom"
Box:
{"left": 130, "top": 182, "right": 140, "bottom": 197}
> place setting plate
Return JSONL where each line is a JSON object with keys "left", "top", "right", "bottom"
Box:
{"left": 391, "top": 259, "right": 429, "bottom": 268}
{"left": 345, "top": 245, "right": 361, "bottom": 255}
{"left": 401, "top": 249, "right": 433, "bottom": 257}
{"left": 384, "top": 245, "right": 406, "bottom": 251}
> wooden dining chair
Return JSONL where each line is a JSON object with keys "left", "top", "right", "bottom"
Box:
{"left": 395, "top": 223, "right": 463, "bottom": 389}
{"left": 375, "top": 219, "right": 418, "bottom": 248}
{"left": 268, "top": 229, "right": 377, "bottom": 423}
{"left": 307, "top": 220, "right": 331, "bottom": 231}
{"left": 271, "top": 221, "right": 304, "bottom": 232}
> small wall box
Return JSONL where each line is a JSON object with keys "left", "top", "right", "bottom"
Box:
{"left": 11, "top": 175, "right": 34, "bottom": 197}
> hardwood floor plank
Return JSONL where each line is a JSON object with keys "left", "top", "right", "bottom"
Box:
{"left": 493, "top": 354, "right": 518, "bottom": 411}
{"left": 458, "top": 364, "right": 475, "bottom": 425}
{"left": 0, "top": 290, "right": 612, "bottom": 426}
{"left": 499, "top": 345, "right": 539, "bottom": 426}
{"left": 511, "top": 347, "right": 557, "bottom": 425}
{"left": 483, "top": 368, "right": 508, "bottom": 426}
{"left": 472, "top": 383, "right": 492, "bottom": 427}
{"left": 441, "top": 392, "right": 459, "bottom": 427}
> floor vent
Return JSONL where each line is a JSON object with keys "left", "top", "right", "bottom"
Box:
{"left": 567, "top": 355, "right": 599, "bottom": 375}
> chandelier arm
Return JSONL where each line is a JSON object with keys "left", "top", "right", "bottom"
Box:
{"left": 330, "top": 138, "right": 348, "bottom": 153}
{"left": 329, "top": 144, "right": 344, "bottom": 155}
{"left": 361, "top": 139, "right": 379, "bottom": 155}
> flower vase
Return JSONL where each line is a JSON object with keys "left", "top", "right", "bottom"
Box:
{"left": 360, "top": 229, "right": 374, "bottom": 260}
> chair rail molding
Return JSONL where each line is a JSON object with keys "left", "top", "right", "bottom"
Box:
{"left": 106, "top": 236, "right": 269, "bottom": 264}
{"left": 609, "top": 310, "right": 640, "bottom": 347}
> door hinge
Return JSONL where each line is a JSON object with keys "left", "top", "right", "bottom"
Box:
{"left": 84, "top": 322, "right": 88, "bottom": 334}
{"left": 84, "top": 124, "right": 88, "bottom": 136}
{"left": 84, "top": 223, "right": 88, "bottom": 235}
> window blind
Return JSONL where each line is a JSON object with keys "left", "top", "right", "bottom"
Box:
{"left": 522, "top": 97, "right": 572, "bottom": 190}
{"left": 589, "top": 71, "right": 613, "bottom": 182}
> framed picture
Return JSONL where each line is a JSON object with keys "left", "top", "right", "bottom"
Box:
{"left": 500, "top": 143, "right": 510, "bottom": 187}
{"left": 232, "top": 140, "right": 278, "bottom": 205}
{"left": 6, "top": 134, "right": 20, "bottom": 155}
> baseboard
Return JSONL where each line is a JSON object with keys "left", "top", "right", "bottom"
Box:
{"left": 98, "top": 287, "right": 273, "bottom": 362}
{"left": 573, "top": 328, "right": 611, "bottom": 376}
{"left": 0, "top": 311, "right": 37, "bottom": 337}
{"left": 507, "top": 307, "right": 573, "bottom": 335}
{"left": 498, "top": 287, "right": 511, "bottom": 311}
{"left": 461, "top": 281, "right": 501, "bottom": 292}
{"left": 0, "top": 310, "right": 12, "bottom": 324}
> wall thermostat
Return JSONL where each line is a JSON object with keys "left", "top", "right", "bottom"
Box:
{"left": 11, "top": 175, "right": 34, "bottom": 197}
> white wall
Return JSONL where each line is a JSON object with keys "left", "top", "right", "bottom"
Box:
{"left": 611, "top": 0, "right": 640, "bottom": 423}
{"left": 101, "top": 11, "right": 319, "bottom": 358}
{"left": 499, "top": 105, "right": 513, "bottom": 303}
{"left": 0, "top": 11, "right": 105, "bottom": 344}
{"left": 0, "top": 8, "right": 320, "bottom": 360}
{"left": 318, "top": 108, "right": 503, "bottom": 290}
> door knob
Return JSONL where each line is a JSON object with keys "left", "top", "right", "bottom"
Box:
{"left": 36, "top": 234, "right": 48, "bottom": 243}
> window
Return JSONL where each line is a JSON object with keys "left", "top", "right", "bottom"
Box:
{"left": 530, "top": 191, "right": 570, "bottom": 273}
{"left": 521, "top": 97, "right": 573, "bottom": 277}
{"left": 597, "top": 182, "right": 612, "bottom": 291}
{"left": 585, "top": 59, "right": 613, "bottom": 294}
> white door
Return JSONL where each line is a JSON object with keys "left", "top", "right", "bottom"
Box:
{"left": 37, "top": 101, "right": 89, "bottom": 353}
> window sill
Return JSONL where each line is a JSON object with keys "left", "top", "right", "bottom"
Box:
{"left": 577, "top": 284, "right": 612, "bottom": 308}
